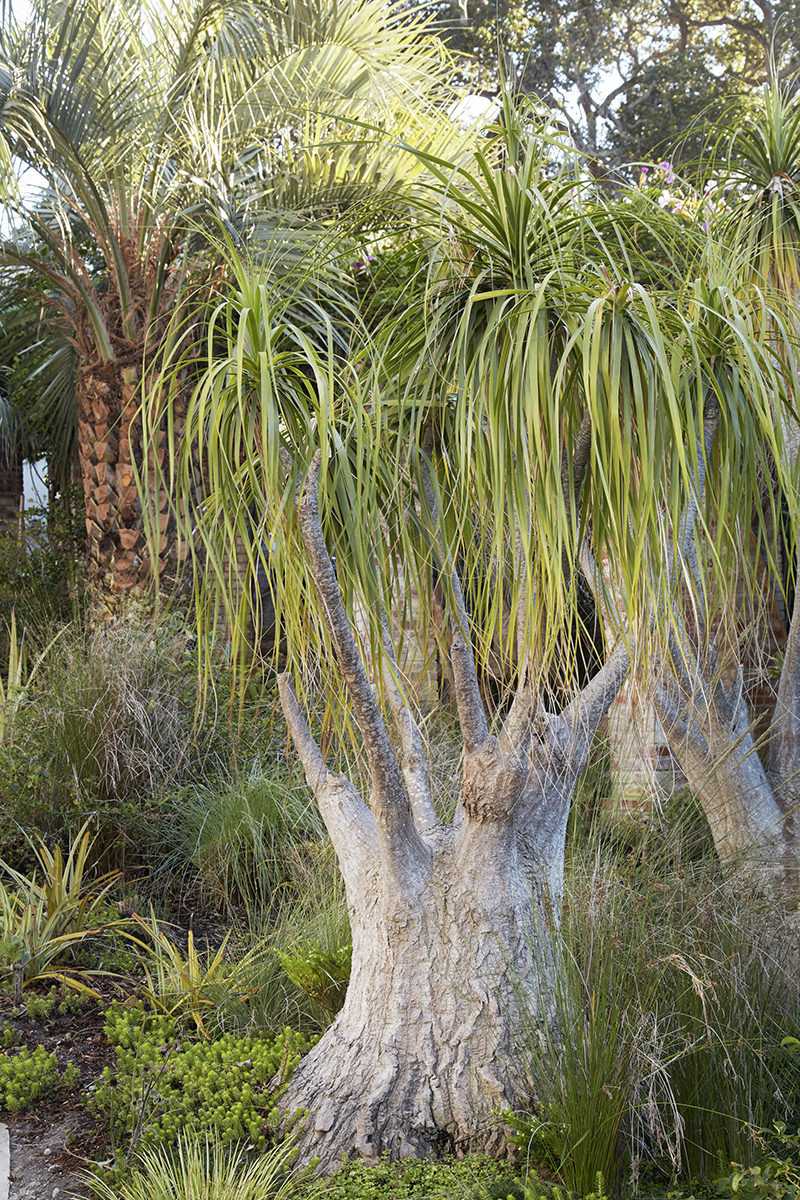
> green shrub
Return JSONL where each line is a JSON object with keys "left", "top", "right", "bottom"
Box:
{"left": 321, "top": 1153, "right": 527, "bottom": 1200}
{"left": 279, "top": 941, "right": 351, "bottom": 1020}
{"left": 0, "top": 495, "right": 85, "bottom": 647}
{"left": 88, "top": 1000, "right": 316, "bottom": 1164}
{"left": 714, "top": 1124, "right": 800, "bottom": 1200}
{"left": 0, "top": 1043, "right": 79, "bottom": 1111}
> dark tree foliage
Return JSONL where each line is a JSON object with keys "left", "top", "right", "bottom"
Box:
{"left": 426, "top": 0, "right": 800, "bottom": 171}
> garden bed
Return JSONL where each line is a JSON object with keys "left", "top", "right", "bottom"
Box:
{"left": 1, "top": 983, "right": 119, "bottom": 1199}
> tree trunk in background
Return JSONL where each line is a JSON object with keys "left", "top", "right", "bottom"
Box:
{"left": 653, "top": 665, "right": 796, "bottom": 898}
{"left": 278, "top": 457, "right": 630, "bottom": 1172}
{"left": 77, "top": 357, "right": 187, "bottom": 621}
{"left": 767, "top": 562, "right": 800, "bottom": 902}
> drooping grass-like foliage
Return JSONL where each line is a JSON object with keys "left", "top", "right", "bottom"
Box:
{"left": 86, "top": 1131, "right": 315, "bottom": 1200}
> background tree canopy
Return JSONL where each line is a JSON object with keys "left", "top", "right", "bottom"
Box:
{"left": 428, "top": 0, "right": 800, "bottom": 170}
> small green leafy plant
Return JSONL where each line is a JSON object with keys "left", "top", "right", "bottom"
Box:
{"left": 279, "top": 941, "right": 352, "bottom": 1020}
{"left": 87, "top": 1000, "right": 316, "bottom": 1171}
{"left": 717, "top": 1124, "right": 800, "bottom": 1200}
{"left": 320, "top": 1153, "right": 529, "bottom": 1200}
{"left": 0, "top": 1043, "right": 79, "bottom": 1112}
{"left": 19, "top": 983, "right": 90, "bottom": 1020}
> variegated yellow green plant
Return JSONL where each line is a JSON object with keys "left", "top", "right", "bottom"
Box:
{"left": 0, "top": 611, "right": 26, "bottom": 745}
{"left": 1, "top": 819, "right": 121, "bottom": 938}
{"left": 0, "top": 820, "right": 125, "bottom": 1002}
{"left": 0, "top": 613, "right": 67, "bottom": 745}
{"left": 126, "top": 910, "right": 249, "bottom": 1039}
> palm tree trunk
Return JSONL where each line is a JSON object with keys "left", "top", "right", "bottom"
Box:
{"left": 278, "top": 456, "right": 629, "bottom": 1171}
{"left": 77, "top": 358, "right": 183, "bottom": 620}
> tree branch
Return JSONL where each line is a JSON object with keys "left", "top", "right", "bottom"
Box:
{"left": 562, "top": 641, "right": 630, "bottom": 762}
{"left": 278, "top": 673, "right": 380, "bottom": 879}
{"left": 561, "top": 410, "right": 592, "bottom": 580}
{"left": 419, "top": 445, "right": 489, "bottom": 754}
{"left": 296, "top": 453, "right": 429, "bottom": 881}
{"left": 380, "top": 616, "right": 439, "bottom": 833}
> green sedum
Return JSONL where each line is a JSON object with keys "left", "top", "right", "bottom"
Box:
{"left": 0, "top": 1043, "right": 79, "bottom": 1111}
{"left": 89, "top": 1001, "right": 316, "bottom": 1155}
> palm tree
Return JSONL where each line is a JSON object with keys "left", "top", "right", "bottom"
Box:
{"left": 0, "top": 0, "right": 460, "bottom": 617}
{"left": 630, "top": 80, "right": 800, "bottom": 887}
{"left": 167, "top": 98, "right": 800, "bottom": 1167}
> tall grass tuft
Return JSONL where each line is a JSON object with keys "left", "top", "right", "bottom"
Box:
{"left": 510, "top": 798, "right": 800, "bottom": 1194}
{"left": 33, "top": 621, "right": 197, "bottom": 808}
{"left": 164, "top": 761, "right": 323, "bottom": 917}
{"left": 209, "top": 841, "right": 351, "bottom": 1036}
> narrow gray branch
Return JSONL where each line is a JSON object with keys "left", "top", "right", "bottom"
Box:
{"left": 652, "top": 672, "right": 708, "bottom": 760}
{"left": 279, "top": 671, "right": 328, "bottom": 786}
{"left": 278, "top": 673, "right": 380, "bottom": 879}
{"left": 561, "top": 411, "right": 592, "bottom": 579}
{"left": 297, "top": 452, "right": 429, "bottom": 880}
{"left": 562, "top": 641, "right": 630, "bottom": 762}
{"left": 380, "top": 617, "right": 439, "bottom": 833}
{"left": 419, "top": 448, "right": 489, "bottom": 754}
{"left": 676, "top": 394, "right": 718, "bottom": 614}
{"left": 498, "top": 671, "right": 536, "bottom": 762}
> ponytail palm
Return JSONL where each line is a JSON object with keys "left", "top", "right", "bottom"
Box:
{"left": 167, "top": 104, "right": 800, "bottom": 1168}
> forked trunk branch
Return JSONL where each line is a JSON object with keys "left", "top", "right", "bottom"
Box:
{"left": 295, "top": 453, "right": 429, "bottom": 884}
{"left": 419, "top": 447, "right": 489, "bottom": 754}
{"left": 380, "top": 616, "right": 438, "bottom": 833}
{"left": 278, "top": 673, "right": 379, "bottom": 883}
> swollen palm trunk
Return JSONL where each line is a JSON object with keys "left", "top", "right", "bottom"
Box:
{"left": 285, "top": 816, "right": 548, "bottom": 1167}
{"left": 278, "top": 456, "right": 629, "bottom": 1170}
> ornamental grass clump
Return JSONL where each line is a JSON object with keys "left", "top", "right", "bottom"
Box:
{"left": 32, "top": 621, "right": 197, "bottom": 818}
{"left": 218, "top": 841, "right": 352, "bottom": 1036}
{"left": 87, "top": 1133, "right": 317, "bottom": 1200}
{"left": 164, "top": 761, "right": 323, "bottom": 917}
{"left": 510, "top": 804, "right": 800, "bottom": 1194}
